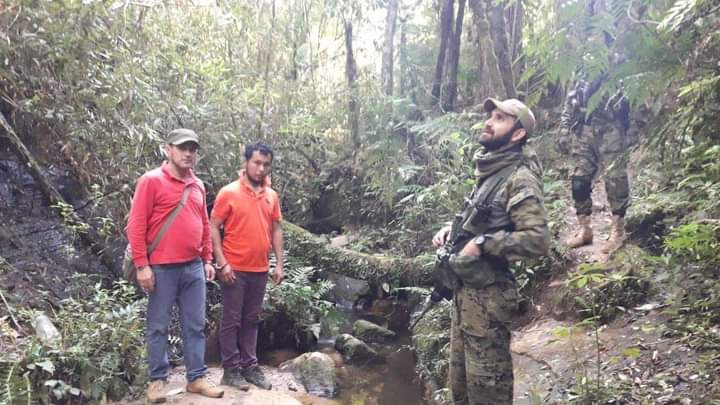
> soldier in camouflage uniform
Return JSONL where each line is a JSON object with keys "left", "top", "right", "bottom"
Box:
{"left": 432, "top": 98, "right": 549, "bottom": 405}
{"left": 560, "top": 77, "right": 643, "bottom": 252}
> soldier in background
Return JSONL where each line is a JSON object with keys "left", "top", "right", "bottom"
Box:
{"left": 560, "top": 0, "right": 646, "bottom": 253}
{"left": 560, "top": 72, "right": 644, "bottom": 252}
{"left": 431, "top": 98, "right": 549, "bottom": 404}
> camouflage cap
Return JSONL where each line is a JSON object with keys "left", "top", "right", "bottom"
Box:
{"left": 166, "top": 128, "right": 200, "bottom": 146}
{"left": 483, "top": 98, "right": 536, "bottom": 136}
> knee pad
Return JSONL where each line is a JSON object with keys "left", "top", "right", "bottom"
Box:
{"left": 571, "top": 177, "right": 592, "bottom": 201}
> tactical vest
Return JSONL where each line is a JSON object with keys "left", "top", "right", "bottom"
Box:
{"left": 451, "top": 163, "right": 516, "bottom": 248}
{"left": 446, "top": 163, "right": 517, "bottom": 288}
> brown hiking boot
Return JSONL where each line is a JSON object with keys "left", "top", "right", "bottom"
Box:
{"left": 601, "top": 215, "right": 626, "bottom": 254}
{"left": 147, "top": 380, "right": 167, "bottom": 403}
{"left": 567, "top": 215, "right": 593, "bottom": 248}
{"left": 187, "top": 378, "right": 224, "bottom": 398}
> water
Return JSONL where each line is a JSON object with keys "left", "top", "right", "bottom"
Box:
{"left": 331, "top": 330, "right": 426, "bottom": 405}
{"left": 261, "top": 306, "right": 427, "bottom": 405}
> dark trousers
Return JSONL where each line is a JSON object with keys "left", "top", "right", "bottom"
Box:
{"left": 219, "top": 271, "right": 268, "bottom": 369}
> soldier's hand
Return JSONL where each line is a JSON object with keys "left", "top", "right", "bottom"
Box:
{"left": 458, "top": 240, "right": 482, "bottom": 257}
{"left": 432, "top": 226, "right": 451, "bottom": 248}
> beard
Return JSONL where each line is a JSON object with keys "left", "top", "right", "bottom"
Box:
{"left": 479, "top": 129, "right": 512, "bottom": 151}
{"left": 246, "top": 172, "right": 266, "bottom": 187}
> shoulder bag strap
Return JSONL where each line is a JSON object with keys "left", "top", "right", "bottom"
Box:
{"left": 147, "top": 185, "right": 192, "bottom": 255}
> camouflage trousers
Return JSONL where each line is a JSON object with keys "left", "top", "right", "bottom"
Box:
{"left": 571, "top": 122, "right": 630, "bottom": 217}
{"left": 449, "top": 281, "right": 519, "bottom": 405}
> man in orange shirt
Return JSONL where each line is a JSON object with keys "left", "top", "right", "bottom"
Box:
{"left": 210, "top": 142, "right": 284, "bottom": 390}
{"left": 126, "top": 129, "right": 224, "bottom": 402}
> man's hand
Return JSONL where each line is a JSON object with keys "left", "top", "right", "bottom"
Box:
{"left": 218, "top": 264, "right": 236, "bottom": 284}
{"left": 136, "top": 266, "right": 155, "bottom": 294}
{"left": 458, "top": 240, "right": 482, "bottom": 257}
{"left": 432, "top": 225, "right": 452, "bottom": 248}
{"left": 204, "top": 263, "right": 216, "bottom": 282}
{"left": 272, "top": 264, "right": 284, "bottom": 286}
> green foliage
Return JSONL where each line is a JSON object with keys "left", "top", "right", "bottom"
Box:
{"left": 51, "top": 202, "right": 91, "bottom": 246}
{"left": 9, "top": 281, "right": 146, "bottom": 403}
{"left": 412, "top": 299, "right": 451, "bottom": 391}
{"left": 384, "top": 113, "right": 477, "bottom": 255}
{"left": 665, "top": 222, "right": 720, "bottom": 263}
{"left": 566, "top": 249, "right": 652, "bottom": 323}
{"left": 264, "top": 265, "right": 338, "bottom": 334}
{"left": 0, "top": 361, "right": 32, "bottom": 405}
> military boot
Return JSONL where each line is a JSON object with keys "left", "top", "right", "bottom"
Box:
{"left": 601, "top": 215, "right": 626, "bottom": 254}
{"left": 567, "top": 215, "right": 593, "bottom": 248}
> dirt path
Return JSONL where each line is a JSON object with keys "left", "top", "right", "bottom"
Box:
{"left": 510, "top": 179, "right": 704, "bottom": 404}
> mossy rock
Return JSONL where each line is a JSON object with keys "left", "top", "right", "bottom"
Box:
{"left": 334, "top": 333, "right": 382, "bottom": 364}
{"left": 352, "top": 319, "right": 396, "bottom": 343}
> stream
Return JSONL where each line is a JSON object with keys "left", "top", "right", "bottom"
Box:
{"left": 260, "top": 307, "right": 427, "bottom": 405}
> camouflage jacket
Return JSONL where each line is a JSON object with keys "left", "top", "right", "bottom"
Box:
{"left": 468, "top": 145, "right": 550, "bottom": 263}
{"left": 560, "top": 78, "right": 632, "bottom": 133}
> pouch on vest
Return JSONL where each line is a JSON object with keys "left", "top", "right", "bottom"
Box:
{"left": 448, "top": 254, "right": 496, "bottom": 288}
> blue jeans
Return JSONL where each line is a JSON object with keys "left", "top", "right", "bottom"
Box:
{"left": 147, "top": 259, "right": 208, "bottom": 382}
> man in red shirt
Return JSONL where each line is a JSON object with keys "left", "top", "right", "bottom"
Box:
{"left": 210, "top": 142, "right": 284, "bottom": 391}
{"left": 126, "top": 129, "right": 224, "bottom": 402}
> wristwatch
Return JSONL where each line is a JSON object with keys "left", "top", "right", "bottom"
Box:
{"left": 473, "top": 235, "right": 486, "bottom": 246}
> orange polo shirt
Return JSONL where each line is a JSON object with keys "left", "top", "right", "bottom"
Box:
{"left": 211, "top": 177, "right": 281, "bottom": 272}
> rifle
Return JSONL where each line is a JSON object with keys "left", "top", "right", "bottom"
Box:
{"left": 410, "top": 213, "right": 472, "bottom": 330}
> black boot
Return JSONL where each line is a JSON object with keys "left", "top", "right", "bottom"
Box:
{"left": 242, "top": 365, "right": 272, "bottom": 390}
{"left": 221, "top": 367, "right": 250, "bottom": 391}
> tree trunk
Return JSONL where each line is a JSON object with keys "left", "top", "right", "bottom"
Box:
{"left": 283, "top": 221, "right": 434, "bottom": 286}
{"left": 485, "top": 0, "right": 516, "bottom": 98}
{"left": 256, "top": 0, "right": 276, "bottom": 138}
{"left": 508, "top": 1, "right": 524, "bottom": 63}
{"left": 381, "top": 0, "right": 400, "bottom": 97}
{"left": 399, "top": 17, "right": 409, "bottom": 97}
{"left": 468, "top": 0, "right": 504, "bottom": 100}
{"left": 344, "top": 20, "right": 360, "bottom": 148}
{"left": 431, "top": 0, "right": 454, "bottom": 107}
{"left": 443, "top": 0, "right": 466, "bottom": 111}
{"left": 0, "top": 112, "right": 118, "bottom": 275}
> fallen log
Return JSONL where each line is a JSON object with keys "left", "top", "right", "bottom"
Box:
{"left": 282, "top": 221, "right": 435, "bottom": 287}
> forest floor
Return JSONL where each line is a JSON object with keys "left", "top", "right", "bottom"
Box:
{"left": 511, "top": 181, "right": 712, "bottom": 404}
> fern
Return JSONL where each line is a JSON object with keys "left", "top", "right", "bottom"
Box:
{"left": 0, "top": 362, "right": 32, "bottom": 405}
{"left": 659, "top": 0, "right": 699, "bottom": 32}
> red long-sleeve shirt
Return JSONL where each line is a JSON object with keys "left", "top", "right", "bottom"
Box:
{"left": 126, "top": 162, "right": 212, "bottom": 268}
